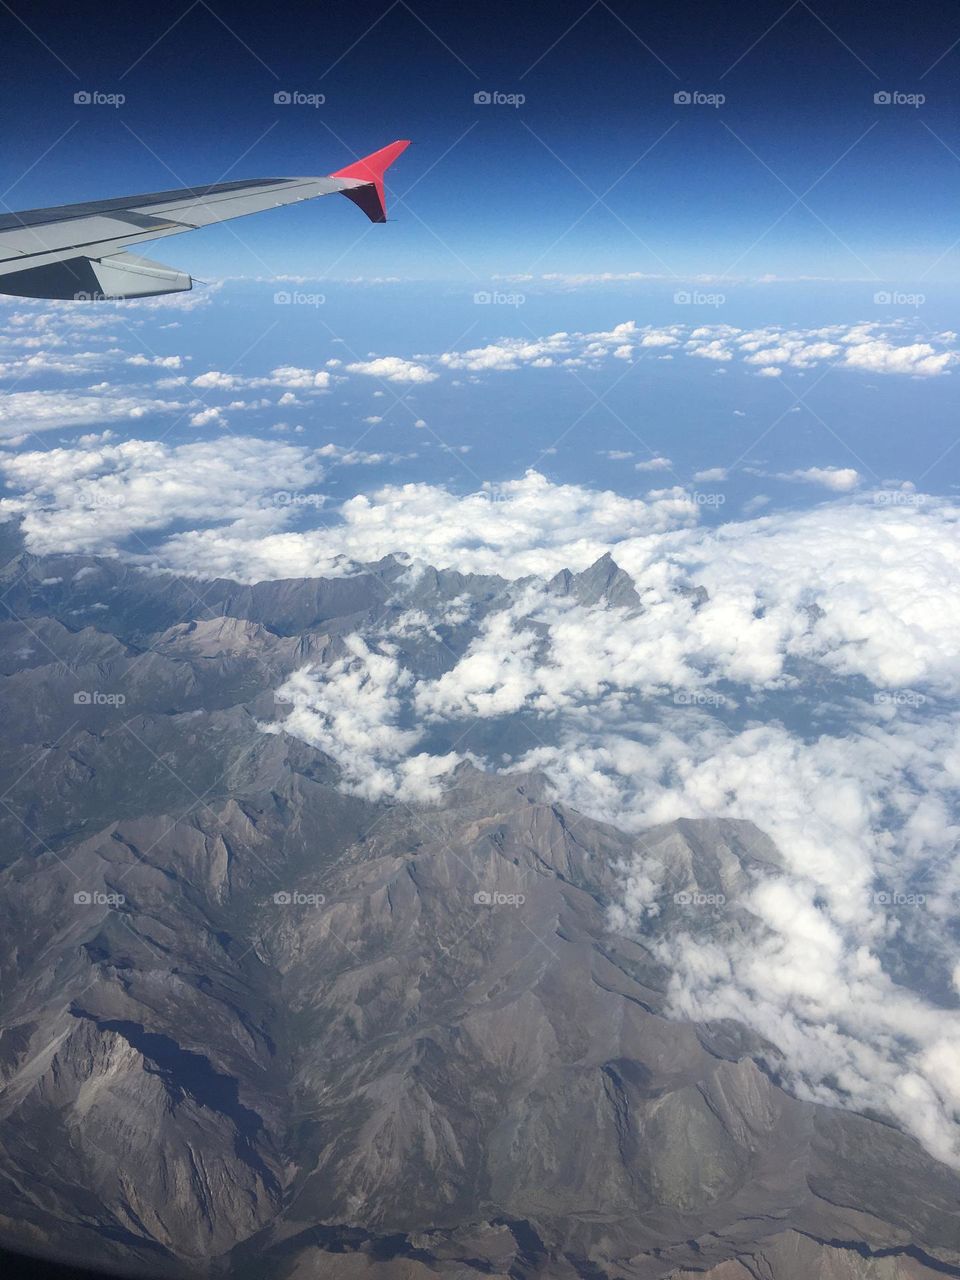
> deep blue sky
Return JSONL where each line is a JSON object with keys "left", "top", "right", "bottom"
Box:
{"left": 1, "top": 0, "right": 959, "bottom": 282}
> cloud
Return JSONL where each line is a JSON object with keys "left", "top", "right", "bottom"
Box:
{"left": 345, "top": 356, "right": 437, "bottom": 383}
{"left": 190, "top": 407, "right": 226, "bottom": 428}
{"left": 262, "top": 637, "right": 460, "bottom": 802}
{"left": 780, "top": 466, "right": 860, "bottom": 492}
{"left": 0, "top": 390, "right": 184, "bottom": 438}
{"left": 0, "top": 436, "right": 325, "bottom": 554}
{"left": 843, "top": 339, "right": 956, "bottom": 377}
{"left": 126, "top": 354, "right": 183, "bottom": 369}
{"left": 634, "top": 455, "right": 673, "bottom": 472}
{"left": 191, "top": 366, "right": 332, "bottom": 392}
{"left": 130, "top": 470, "right": 700, "bottom": 583}
{"left": 424, "top": 321, "right": 957, "bottom": 382}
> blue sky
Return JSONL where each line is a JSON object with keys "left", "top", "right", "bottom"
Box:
{"left": 3, "top": 0, "right": 960, "bottom": 282}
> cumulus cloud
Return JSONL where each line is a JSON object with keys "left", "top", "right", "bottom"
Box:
{"left": 191, "top": 365, "right": 332, "bottom": 392}
{"left": 262, "top": 636, "right": 460, "bottom": 802}
{"left": 345, "top": 356, "right": 437, "bottom": 383}
{"left": 0, "top": 389, "right": 184, "bottom": 438}
{"left": 779, "top": 466, "right": 860, "bottom": 491}
{"left": 843, "top": 339, "right": 955, "bottom": 377}
{"left": 129, "top": 470, "right": 700, "bottom": 583}
{"left": 423, "top": 320, "right": 957, "bottom": 382}
{"left": 0, "top": 436, "right": 326, "bottom": 554}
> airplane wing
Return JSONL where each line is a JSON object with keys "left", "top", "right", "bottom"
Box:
{"left": 0, "top": 139, "right": 410, "bottom": 301}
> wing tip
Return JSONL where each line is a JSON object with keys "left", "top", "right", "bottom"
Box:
{"left": 331, "top": 140, "right": 411, "bottom": 222}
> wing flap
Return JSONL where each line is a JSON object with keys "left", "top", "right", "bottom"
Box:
{"left": 0, "top": 251, "right": 191, "bottom": 300}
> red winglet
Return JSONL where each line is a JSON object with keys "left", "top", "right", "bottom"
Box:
{"left": 331, "top": 140, "right": 410, "bottom": 223}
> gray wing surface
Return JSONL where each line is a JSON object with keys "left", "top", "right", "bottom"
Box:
{"left": 0, "top": 140, "right": 409, "bottom": 300}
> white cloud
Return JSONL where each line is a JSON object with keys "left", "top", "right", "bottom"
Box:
{"left": 780, "top": 466, "right": 860, "bottom": 492}
{"left": 262, "top": 637, "right": 460, "bottom": 802}
{"left": 345, "top": 356, "right": 437, "bottom": 383}
{"left": 140, "top": 471, "right": 699, "bottom": 583}
{"left": 126, "top": 355, "right": 183, "bottom": 369}
{"left": 191, "top": 366, "right": 332, "bottom": 392}
{"left": 190, "top": 407, "right": 225, "bottom": 428}
{"left": 0, "top": 436, "right": 325, "bottom": 554}
{"left": 843, "top": 339, "right": 956, "bottom": 377}
{"left": 0, "top": 390, "right": 184, "bottom": 438}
